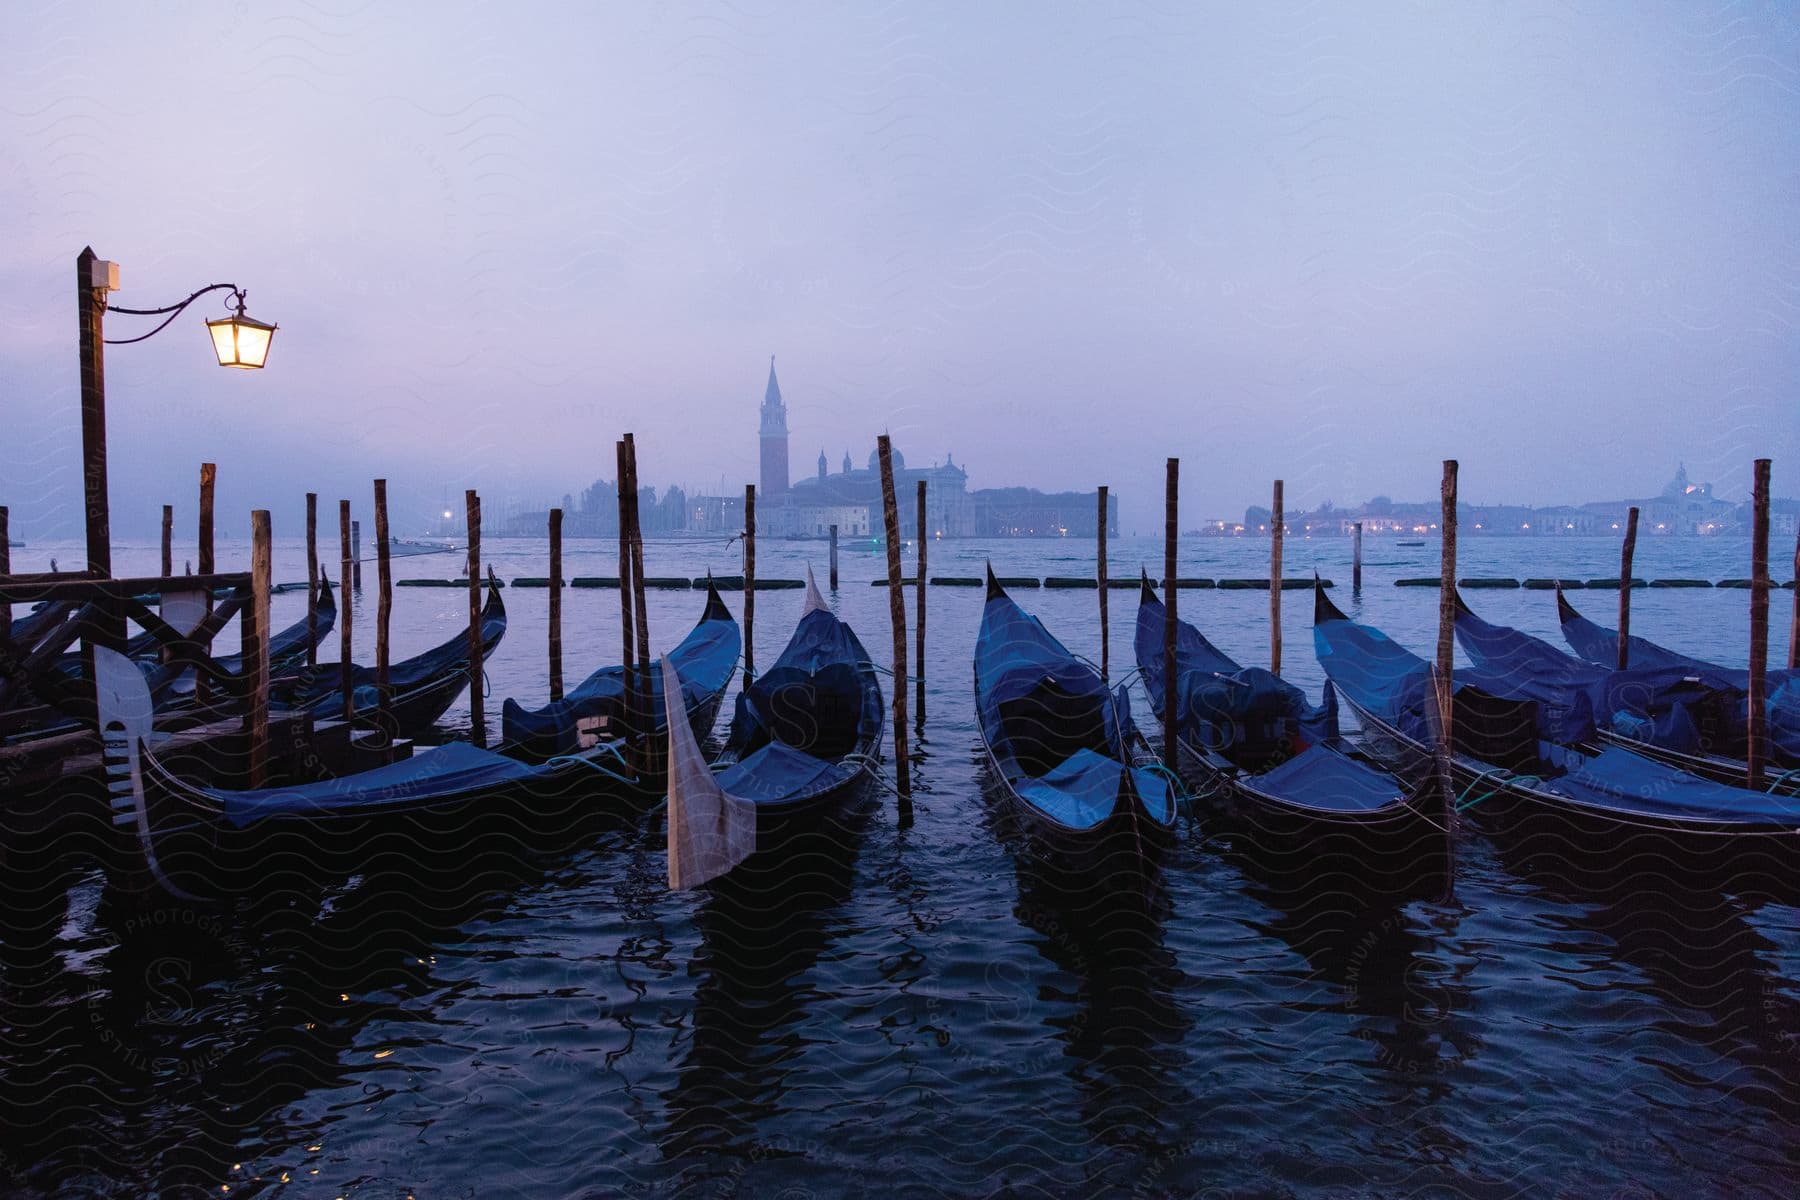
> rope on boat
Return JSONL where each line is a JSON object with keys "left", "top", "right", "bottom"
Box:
{"left": 842, "top": 749, "right": 906, "bottom": 799}
{"left": 1454, "top": 766, "right": 1511, "bottom": 812}
{"left": 543, "top": 743, "right": 639, "bottom": 787}
{"left": 1136, "top": 760, "right": 1194, "bottom": 807}
{"left": 1764, "top": 767, "right": 1800, "bottom": 797}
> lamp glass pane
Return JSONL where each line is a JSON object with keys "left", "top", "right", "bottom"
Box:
{"left": 234, "top": 321, "right": 273, "bottom": 368}
{"left": 208, "top": 319, "right": 238, "bottom": 366}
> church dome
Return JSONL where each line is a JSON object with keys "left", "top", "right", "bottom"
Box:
{"left": 868, "top": 446, "right": 904, "bottom": 472}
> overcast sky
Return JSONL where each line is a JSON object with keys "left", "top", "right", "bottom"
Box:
{"left": 2, "top": 2, "right": 1796, "bottom": 539}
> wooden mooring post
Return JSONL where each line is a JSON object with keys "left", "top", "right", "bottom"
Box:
{"left": 877, "top": 436, "right": 911, "bottom": 801}
{"left": 466, "top": 489, "right": 484, "bottom": 748}
{"left": 1789, "top": 526, "right": 1799, "bottom": 671}
{"left": 1353, "top": 520, "right": 1363, "bottom": 594}
{"left": 0, "top": 506, "right": 9, "bottom": 631}
{"left": 744, "top": 483, "right": 757, "bottom": 680}
{"left": 1617, "top": 506, "right": 1640, "bottom": 670}
{"left": 1271, "top": 479, "right": 1284, "bottom": 676}
{"left": 338, "top": 500, "right": 353, "bottom": 722}
{"left": 626, "top": 436, "right": 653, "bottom": 775}
{"left": 616, "top": 441, "right": 637, "bottom": 744}
{"left": 161, "top": 504, "right": 174, "bottom": 580}
{"left": 829, "top": 523, "right": 839, "bottom": 590}
{"left": 1097, "top": 486, "right": 1109, "bottom": 684}
{"left": 1163, "top": 459, "right": 1178, "bottom": 772}
{"left": 197, "top": 463, "right": 216, "bottom": 704}
{"left": 548, "top": 507, "right": 564, "bottom": 702}
{"left": 351, "top": 521, "right": 362, "bottom": 590}
{"left": 247, "top": 509, "right": 272, "bottom": 788}
{"left": 915, "top": 481, "right": 927, "bottom": 682}
{"left": 1748, "top": 459, "right": 1771, "bottom": 790}
{"left": 304, "top": 493, "right": 318, "bottom": 666}
{"left": 198, "top": 463, "right": 216, "bottom": 578}
{"left": 374, "top": 479, "right": 393, "bottom": 728}
{"left": 1435, "top": 460, "right": 1459, "bottom": 885}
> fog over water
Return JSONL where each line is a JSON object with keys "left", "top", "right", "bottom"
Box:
{"left": 2, "top": 3, "right": 1796, "bottom": 539}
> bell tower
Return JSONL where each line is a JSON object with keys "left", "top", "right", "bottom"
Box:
{"left": 759, "top": 356, "right": 789, "bottom": 498}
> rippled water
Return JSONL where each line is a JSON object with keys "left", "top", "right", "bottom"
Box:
{"left": 3, "top": 534, "right": 1797, "bottom": 1196}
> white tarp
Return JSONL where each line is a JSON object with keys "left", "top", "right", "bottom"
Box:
{"left": 663, "top": 655, "right": 755, "bottom": 889}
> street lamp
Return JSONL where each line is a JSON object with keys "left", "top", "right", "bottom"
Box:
{"left": 76, "top": 246, "right": 276, "bottom": 576}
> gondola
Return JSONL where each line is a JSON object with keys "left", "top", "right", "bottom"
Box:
{"left": 1556, "top": 589, "right": 1798, "bottom": 778}
{"left": 288, "top": 569, "right": 507, "bottom": 737}
{"left": 502, "top": 578, "right": 739, "bottom": 761}
{"left": 103, "top": 602, "right": 716, "bottom": 898}
{"left": 1313, "top": 582, "right": 1800, "bottom": 851}
{"left": 1453, "top": 591, "right": 1792, "bottom": 788}
{"left": 1132, "top": 573, "right": 1430, "bottom": 849}
{"left": 663, "top": 570, "right": 883, "bottom": 890}
{"left": 974, "top": 567, "right": 1175, "bottom": 868}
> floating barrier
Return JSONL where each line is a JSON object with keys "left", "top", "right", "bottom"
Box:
{"left": 1395, "top": 577, "right": 1440, "bottom": 587}
{"left": 1218, "top": 578, "right": 1325, "bottom": 590}
{"left": 398, "top": 578, "right": 504, "bottom": 588}
{"left": 644, "top": 577, "right": 690, "bottom": 589}
{"left": 1044, "top": 577, "right": 1097, "bottom": 588}
{"left": 1523, "top": 578, "right": 1581, "bottom": 589}
{"left": 1459, "top": 578, "right": 1519, "bottom": 589}
{"left": 1586, "top": 578, "right": 1646, "bottom": 589}
{"left": 996, "top": 576, "right": 1039, "bottom": 588}
{"left": 870, "top": 577, "right": 924, "bottom": 586}
{"left": 703, "top": 577, "right": 801, "bottom": 590}
{"left": 931, "top": 576, "right": 983, "bottom": 587}
{"left": 1104, "top": 578, "right": 1140, "bottom": 589}
{"left": 1717, "top": 579, "right": 1752, "bottom": 589}
{"left": 570, "top": 576, "right": 620, "bottom": 588}
{"left": 1649, "top": 579, "right": 1711, "bottom": 588}
{"left": 511, "top": 577, "right": 550, "bottom": 587}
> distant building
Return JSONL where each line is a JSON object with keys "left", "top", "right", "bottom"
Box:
{"left": 721, "top": 358, "right": 1109, "bottom": 538}
{"left": 973, "top": 488, "right": 1118, "bottom": 538}
{"left": 759, "top": 357, "right": 789, "bottom": 500}
{"left": 1202, "top": 466, "right": 1763, "bottom": 538}
{"left": 771, "top": 444, "right": 973, "bottom": 538}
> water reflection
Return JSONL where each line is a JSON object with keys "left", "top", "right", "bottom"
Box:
{"left": 0, "top": 803, "right": 640, "bottom": 1195}
{"left": 659, "top": 793, "right": 876, "bottom": 1163}
{"left": 1224, "top": 821, "right": 1477, "bottom": 1086}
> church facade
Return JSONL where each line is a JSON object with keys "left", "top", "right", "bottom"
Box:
{"left": 736, "top": 358, "right": 1111, "bottom": 540}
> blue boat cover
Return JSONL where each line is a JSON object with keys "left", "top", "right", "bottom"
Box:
{"left": 1454, "top": 599, "right": 1723, "bottom": 755}
{"left": 1536, "top": 742, "right": 1800, "bottom": 826}
{"left": 502, "top": 590, "right": 739, "bottom": 757}
{"left": 209, "top": 741, "right": 553, "bottom": 828}
{"left": 719, "top": 607, "right": 883, "bottom": 808}
{"left": 1245, "top": 743, "right": 1407, "bottom": 814}
{"left": 1315, "top": 592, "right": 1799, "bottom": 827}
{"left": 1558, "top": 594, "right": 1798, "bottom": 764}
{"left": 977, "top": 587, "right": 1174, "bottom": 830}
{"left": 1135, "top": 586, "right": 1337, "bottom": 763}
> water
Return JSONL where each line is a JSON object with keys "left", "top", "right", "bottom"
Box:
{"left": 3, "top": 535, "right": 1798, "bottom": 1196}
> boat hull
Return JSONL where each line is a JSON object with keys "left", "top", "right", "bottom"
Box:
{"left": 1338, "top": 691, "right": 1800, "bottom": 892}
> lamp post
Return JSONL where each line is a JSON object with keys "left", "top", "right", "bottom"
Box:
{"left": 76, "top": 246, "right": 276, "bottom": 578}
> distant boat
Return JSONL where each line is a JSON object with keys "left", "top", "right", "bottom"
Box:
{"left": 385, "top": 537, "right": 457, "bottom": 558}
{"left": 1396, "top": 539, "right": 1425, "bottom": 547}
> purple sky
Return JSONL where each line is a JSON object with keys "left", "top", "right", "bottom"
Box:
{"left": 3, "top": 3, "right": 1796, "bottom": 539}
